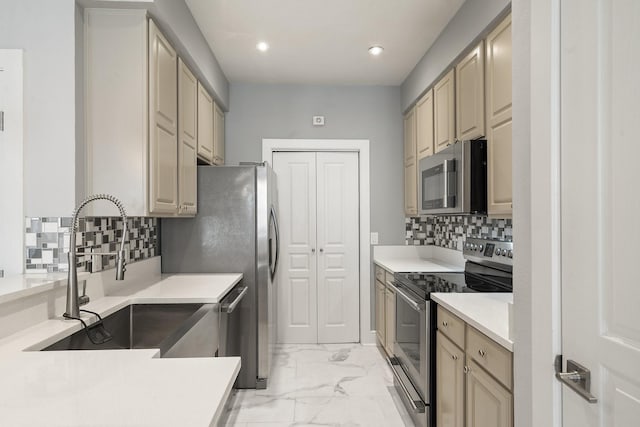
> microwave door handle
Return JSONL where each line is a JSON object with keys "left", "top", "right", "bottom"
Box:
{"left": 442, "top": 159, "right": 450, "bottom": 208}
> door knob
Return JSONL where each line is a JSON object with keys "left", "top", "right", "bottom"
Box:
{"left": 311, "top": 248, "right": 315, "bottom": 253}
{"left": 319, "top": 248, "right": 324, "bottom": 253}
{"left": 554, "top": 356, "right": 598, "bottom": 403}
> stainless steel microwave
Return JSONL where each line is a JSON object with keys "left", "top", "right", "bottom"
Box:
{"left": 418, "top": 140, "right": 487, "bottom": 215}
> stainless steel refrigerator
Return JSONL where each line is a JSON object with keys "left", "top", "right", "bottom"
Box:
{"left": 161, "top": 163, "right": 279, "bottom": 389}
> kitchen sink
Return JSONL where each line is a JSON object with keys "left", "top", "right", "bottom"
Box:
{"left": 42, "top": 303, "right": 219, "bottom": 358}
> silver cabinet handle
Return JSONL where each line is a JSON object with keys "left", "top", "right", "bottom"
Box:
{"left": 311, "top": 248, "right": 315, "bottom": 253}
{"left": 555, "top": 357, "right": 598, "bottom": 403}
{"left": 463, "top": 366, "right": 471, "bottom": 374}
{"left": 442, "top": 320, "right": 448, "bottom": 327}
{"left": 478, "top": 349, "right": 486, "bottom": 358}
{"left": 452, "top": 354, "right": 458, "bottom": 361}
{"left": 319, "top": 248, "right": 324, "bottom": 253}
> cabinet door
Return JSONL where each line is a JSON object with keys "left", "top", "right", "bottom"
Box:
{"left": 436, "top": 332, "right": 464, "bottom": 427}
{"left": 384, "top": 286, "right": 395, "bottom": 355}
{"left": 197, "top": 82, "right": 214, "bottom": 163}
{"left": 148, "top": 20, "right": 178, "bottom": 215}
{"left": 416, "top": 89, "right": 434, "bottom": 160}
{"left": 486, "top": 13, "right": 513, "bottom": 216}
{"left": 403, "top": 109, "right": 417, "bottom": 215}
{"left": 375, "top": 280, "right": 386, "bottom": 347}
{"left": 177, "top": 59, "right": 197, "bottom": 216}
{"left": 456, "top": 42, "right": 485, "bottom": 141}
{"left": 466, "top": 360, "right": 513, "bottom": 427}
{"left": 213, "top": 101, "right": 225, "bottom": 165}
{"left": 434, "top": 68, "right": 456, "bottom": 153}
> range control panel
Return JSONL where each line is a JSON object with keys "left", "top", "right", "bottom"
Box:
{"left": 463, "top": 237, "right": 513, "bottom": 266}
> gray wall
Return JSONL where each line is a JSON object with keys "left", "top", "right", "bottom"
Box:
{"left": 0, "top": 0, "right": 78, "bottom": 217}
{"left": 226, "top": 83, "right": 405, "bottom": 245}
{"left": 401, "top": 0, "right": 511, "bottom": 112}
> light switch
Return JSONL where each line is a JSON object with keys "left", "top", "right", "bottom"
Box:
{"left": 370, "top": 232, "right": 379, "bottom": 245}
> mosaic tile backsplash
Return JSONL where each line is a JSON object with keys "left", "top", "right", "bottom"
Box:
{"left": 406, "top": 215, "right": 512, "bottom": 250}
{"left": 25, "top": 217, "right": 159, "bottom": 273}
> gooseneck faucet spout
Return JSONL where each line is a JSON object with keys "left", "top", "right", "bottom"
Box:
{"left": 65, "top": 194, "right": 128, "bottom": 319}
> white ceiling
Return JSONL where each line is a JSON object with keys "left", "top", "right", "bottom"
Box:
{"left": 185, "top": 0, "right": 466, "bottom": 86}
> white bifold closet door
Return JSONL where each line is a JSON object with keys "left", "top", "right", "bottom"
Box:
{"left": 273, "top": 151, "right": 359, "bottom": 344}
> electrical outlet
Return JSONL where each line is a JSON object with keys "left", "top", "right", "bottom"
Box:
{"left": 370, "top": 232, "right": 379, "bottom": 245}
{"left": 312, "top": 115, "right": 325, "bottom": 126}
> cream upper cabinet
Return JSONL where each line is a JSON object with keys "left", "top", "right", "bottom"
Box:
{"left": 213, "top": 101, "right": 225, "bottom": 165}
{"left": 85, "top": 10, "right": 187, "bottom": 217}
{"left": 456, "top": 42, "right": 485, "bottom": 141}
{"left": 434, "top": 68, "right": 456, "bottom": 153}
{"left": 486, "top": 13, "right": 513, "bottom": 216}
{"left": 177, "top": 59, "right": 197, "bottom": 216}
{"left": 436, "top": 331, "right": 465, "bottom": 427}
{"left": 148, "top": 19, "right": 178, "bottom": 215}
{"left": 404, "top": 108, "right": 418, "bottom": 215}
{"left": 197, "top": 82, "right": 214, "bottom": 164}
{"left": 416, "top": 89, "right": 434, "bottom": 160}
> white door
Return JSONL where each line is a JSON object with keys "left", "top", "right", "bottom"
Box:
{"left": 316, "top": 152, "right": 359, "bottom": 343}
{"left": 273, "top": 151, "right": 360, "bottom": 344}
{"left": 560, "top": 0, "right": 640, "bottom": 425}
{"left": 0, "top": 50, "right": 24, "bottom": 277}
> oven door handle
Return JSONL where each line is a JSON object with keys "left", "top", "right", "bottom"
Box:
{"left": 394, "top": 285, "right": 424, "bottom": 312}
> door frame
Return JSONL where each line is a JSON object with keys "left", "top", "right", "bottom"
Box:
{"left": 512, "top": 1, "right": 563, "bottom": 426}
{"left": 263, "top": 139, "right": 373, "bottom": 345}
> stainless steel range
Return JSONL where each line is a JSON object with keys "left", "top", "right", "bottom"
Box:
{"left": 387, "top": 238, "right": 513, "bottom": 427}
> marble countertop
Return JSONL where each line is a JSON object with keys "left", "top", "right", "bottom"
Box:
{"left": 430, "top": 293, "right": 513, "bottom": 351}
{"left": 0, "top": 273, "right": 243, "bottom": 426}
{"left": 373, "top": 245, "right": 465, "bottom": 273}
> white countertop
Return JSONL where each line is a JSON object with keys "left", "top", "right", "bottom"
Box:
{"left": 373, "top": 245, "right": 465, "bottom": 273}
{"left": 430, "top": 293, "right": 513, "bottom": 351}
{"left": 0, "top": 271, "right": 91, "bottom": 305}
{"left": 0, "top": 273, "right": 243, "bottom": 427}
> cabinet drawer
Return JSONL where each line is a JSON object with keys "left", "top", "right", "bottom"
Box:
{"left": 466, "top": 325, "right": 513, "bottom": 390}
{"left": 375, "top": 265, "right": 385, "bottom": 282}
{"left": 437, "top": 306, "right": 465, "bottom": 348}
{"left": 385, "top": 270, "right": 395, "bottom": 285}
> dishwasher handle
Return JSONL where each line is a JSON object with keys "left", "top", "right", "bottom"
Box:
{"left": 221, "top": 287, "right": 248, "bottom": 314}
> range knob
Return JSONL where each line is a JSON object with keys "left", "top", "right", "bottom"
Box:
{"left": 495, "top": 248, "right": 500, "bottom": 256}
{"left": 501, "top": 249, "right": 507, "bottom": 256}
{"left": 479, "top": 244, "right": 484, "bottom": 252}
{"left": 508, "top": 250, "right": 513, "bottom": 258}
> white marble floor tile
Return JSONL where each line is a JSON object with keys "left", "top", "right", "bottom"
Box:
{"left": 223, "top": 344, "right": 414, "bottom": 427}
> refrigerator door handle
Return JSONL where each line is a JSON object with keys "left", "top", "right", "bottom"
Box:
{"left": 269, "top": 206, "right": 280, "bottom": 280}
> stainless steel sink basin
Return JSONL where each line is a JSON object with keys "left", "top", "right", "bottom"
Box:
{"left": 42, "top": 303, "right": 218, "bottom": 358}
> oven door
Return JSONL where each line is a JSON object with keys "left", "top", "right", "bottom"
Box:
{"left": 393, "top": 283, "right": 428, "bottom": 400}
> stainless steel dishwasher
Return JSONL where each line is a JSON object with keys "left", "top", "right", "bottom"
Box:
{"left": 218, "top": 284, "right": 248, "bottom": 357}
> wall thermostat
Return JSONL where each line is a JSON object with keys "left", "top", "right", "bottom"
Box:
{"left": 312, "top": 116, "right": 325, "bottom": 126}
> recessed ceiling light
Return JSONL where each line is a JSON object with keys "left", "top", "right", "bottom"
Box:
{"left": 256, "top": 41, "right": 269, "bottom": 52}
{"left": 368, "top": 46, "right": 384, "bottom": 56}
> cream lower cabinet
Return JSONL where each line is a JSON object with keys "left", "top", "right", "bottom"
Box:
{"left": 375, "top": 279, "right": 386, "bottom": 346}
{"left": 375, "top": 264, "right": 395, "bottom": 354}
{"left": 486, "top": 13, "right": 513, "bottom": 216}
{"left": 436, "top": 305, "right": 513, "bottom": 427}
{"left": 85, "top": 9, "right": 195, "bottom": 217}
